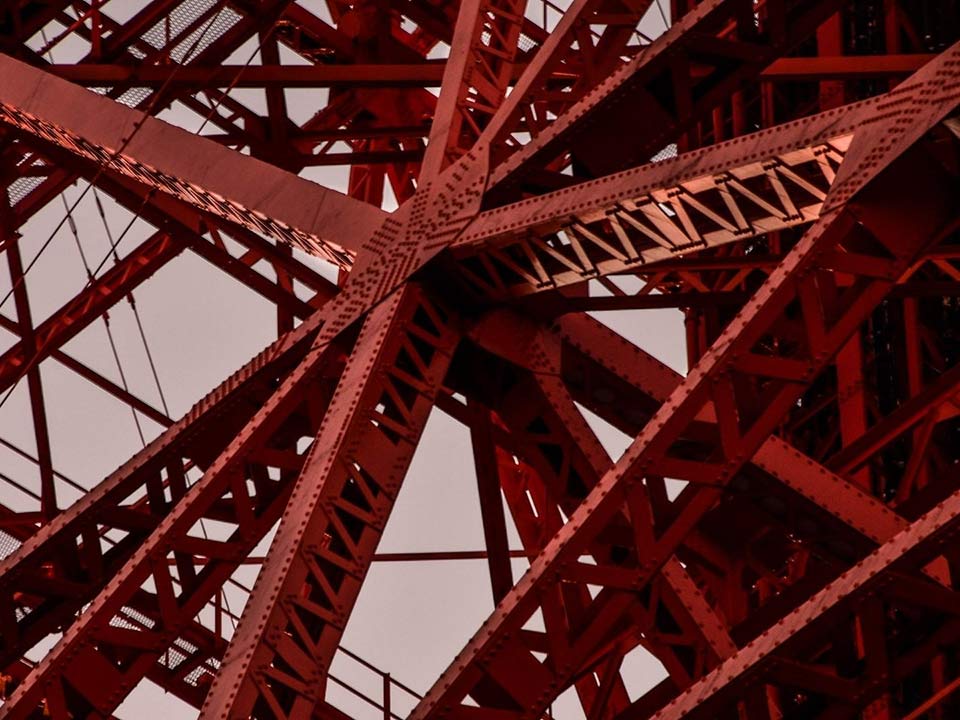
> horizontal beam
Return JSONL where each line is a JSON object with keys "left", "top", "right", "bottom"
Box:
{"left": 762, "top": 53, "right": 935, "bottom": 81}
{"left": 165, "top": 549, "right": 532, "bottom": 564}
{"left": 45, "top": 63, "right": 450, "bottom": 88}
{"left": 0, "top": 54, "right": 386, "bottom": 266}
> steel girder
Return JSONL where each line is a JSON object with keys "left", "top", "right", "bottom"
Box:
{"left": 0, "top": 53, "right": 383, "bottom": 265}
{"left": 1, "top": 0, "right": 960, "bottom": 719}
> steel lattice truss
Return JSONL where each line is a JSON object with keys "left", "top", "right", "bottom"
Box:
{"left": 1, "top": 0, "right": 960, "bottom": 718}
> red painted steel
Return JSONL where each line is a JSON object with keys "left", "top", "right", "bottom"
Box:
{"left": 1, "top": 1, "right": 960, "bottom": 719}
{"left": 0, "top": 54, "right": 385, "bottom": 265}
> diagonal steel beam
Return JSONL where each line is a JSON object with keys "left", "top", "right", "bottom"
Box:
{"left": 199, "top": 284, "right": 459, "bottom": 719}
{"left": 481, "top": 0, "right": 847, "bottom": 203}
{"left": 466, "top": 0, "right": 655, "bottom": 168}
{"left": 420, "top": 0, "right": 528, "bottom": 179}
{"left": 451, "top": 90, "right": 898, "bottom": 299}
{"left": 0, "top": 53, "right": 387, "bottom": 266}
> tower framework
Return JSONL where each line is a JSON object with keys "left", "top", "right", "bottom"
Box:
{"left": 1, "top": 0, "right": 960, "bottom": 718}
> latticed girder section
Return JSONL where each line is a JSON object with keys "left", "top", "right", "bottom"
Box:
{"left": 1, "top": 0, "right": 960, "bottom": 719}
{"left": 453, "top": 126, "right": 854, "bottom": 298}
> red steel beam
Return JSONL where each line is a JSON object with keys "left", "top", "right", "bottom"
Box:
{"left": 761, "top": 53, "right": 935, "bottom": 81}
{"left": 420, "top": 0, "right": 528, "bottom": 178}
{"left": 468, "top": 402, "right": 516, "bottom": 603}
{"left": 459, "top": 95, "right": 873, "bottom": 249}
{"left": 0, "top": 54, "right": 386, "bottom": 266}
{"left": 455, "top": 0, "right": 656, "bottom": 172}
{"left": 199, "top": 286, "right": 459, "bottom": 719}
{"left": 44, "top": 62, "right": 450, "bottom": 88}
{"left": 482, "top": 0, "right": 848, "bottom": 200}
{"left": 453, "top": 100, "right": 867, "bottom": 298}
{"left": 827, "top": 359, "right": 960, "bottom": 477}
{"left": 2, "top": 231, "right": 57, "bottom": 519}
{"left": 482, "top": 376, "right": 642, "bottom": 715}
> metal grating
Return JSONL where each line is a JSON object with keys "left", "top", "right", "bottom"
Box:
{"left": 170, "top": 6, "right": 242, "bottom": 63}
{"left": 140, "top": 0, "right": 242, "bottom": 63}
{"left": 650, "top": 143, "right": 678, "bottom": 162}
{"left": 115, "top": 87, "right": 154, "bottom": 108}
{"left": 518, "top": 33, "right": 537, "bottom": 52}
{"left": 6, "top": 176, "right": 45, "bottom": 206}
{"left": 0, "top": 530, "right": 21, "bottom": 561}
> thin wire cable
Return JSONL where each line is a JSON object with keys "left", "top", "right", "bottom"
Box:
{"left": 60, "top": 191, "right": 147, "bottom": 444}
{"left": 13, "top": 5, "right": 257, "bottom": 611}
{"left": 80, "top": 31, "right": 273, "bottom": 633}
{"left": 0, "top": 435, "right": 88, "bottom": 495}
{"left": 0, "top": 7, "right": 231, "bottom": 413}
{"left": 131, "top": 305, "right": 171, "bottom": 415}
{"left": 0, "top": 39, "right": 154, "bottom": 516}
{"left": 9, "top": 16, "right": 283, "bottom": 636}
{"left": 653, "top": 0, "right": 669, "bottom": 31}
{"left": 87, "top": 185, "right": 220, "bottom": 633}
{"left": 121, "top": 33, "right": 277, "bottom": 631}
{"left": 92, "top": 186, "right": 172, "bottom": 417}
{"left": 0, "top": 5, "right": 227, "bottom": 313}
{"left": 102, "top": 323, "right": 146, "bottom": 445}
{"left": 84, "top": 28, "right": 281, "bottom": 632}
